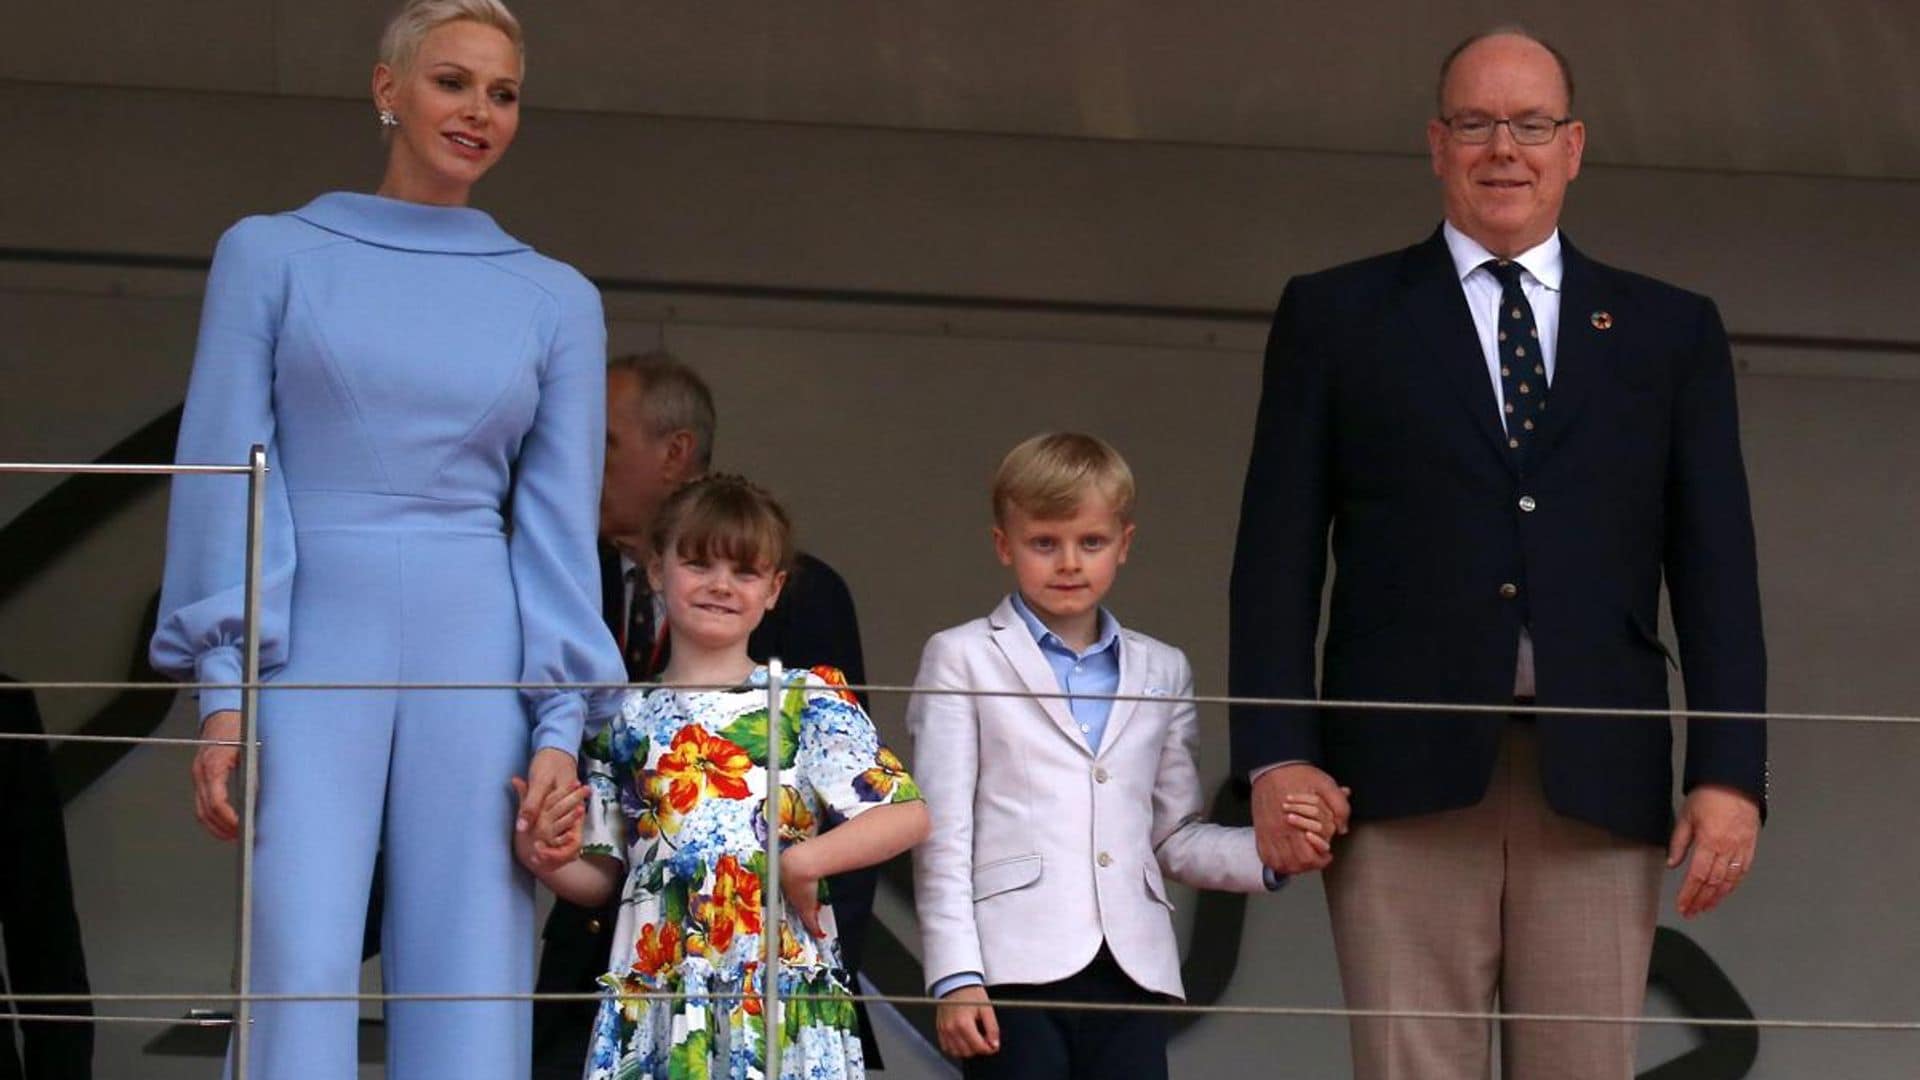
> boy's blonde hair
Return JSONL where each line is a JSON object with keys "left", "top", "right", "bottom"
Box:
{"left": 992, "top": 433, "right": 1136, "bottom": 524}
{"left": 378, "top": 0, "right": 524, "bottom": 75}
{"left": 650, "top": 473, "right": 795, "bottom": 574}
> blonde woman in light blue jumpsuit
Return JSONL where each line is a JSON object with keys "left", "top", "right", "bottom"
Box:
{"left": 150, "top": 2, "right": 623, "bottom": 1075}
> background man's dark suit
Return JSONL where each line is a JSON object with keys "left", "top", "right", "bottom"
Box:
{"left": 1, "top": 677, "right": 93, "bottom": 1079}
{"left": 1228, "top": 228, "right": 1767, "bottom": 842}
{"left": 530, "top": 548, "right": 880, "bottom": 1075}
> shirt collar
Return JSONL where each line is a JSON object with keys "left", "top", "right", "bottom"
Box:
{"left": 1443, "top": 221, "right": 1564, "bottom": 292}
{"left": 1008, "top": 592, "right": 1121, "bottom": 658}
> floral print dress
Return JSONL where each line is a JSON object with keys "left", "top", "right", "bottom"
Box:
{"left": 580, "top": 666, "right": 921, "bottom": 1080}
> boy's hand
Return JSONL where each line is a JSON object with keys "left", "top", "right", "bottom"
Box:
{"left": 935, "top": 985, "right": 1000, "bottom": 1059}
{"left": 510, "top": 776, "right": 587, "bottom": 874}
{"left": 779, "top": 843, "right": 827, "bottom": 939}
{"left": 1283, "top": 790, "right": 1344, "bottom": 854}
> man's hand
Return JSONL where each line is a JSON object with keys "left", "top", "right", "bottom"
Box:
{"left": 935, "top": 985, "right": 1001, "bottom": 1059}
{"left": 1252, "top": 763, "right": 1350, "bottom": 874}
{"left": 1668, "top": 784, "right": 1760, "bottom": 918}
{"left": 191, "top": 710, "right": 244, "bottom": 841}
{"left": 518, "top": 747, "right": 578, "bottom": 836}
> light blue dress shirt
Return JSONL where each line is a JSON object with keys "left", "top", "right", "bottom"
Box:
{"left": 1009, "top": 591, "right": 1123, "bottom": 752}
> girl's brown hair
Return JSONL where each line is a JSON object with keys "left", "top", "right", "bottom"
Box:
{"left": 649, "top": 474, "right": 795, "bottom": 574}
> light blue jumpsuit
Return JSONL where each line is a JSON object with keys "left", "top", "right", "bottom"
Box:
{"left": 151, "top": 192, "right": 625, "bottom": 1078}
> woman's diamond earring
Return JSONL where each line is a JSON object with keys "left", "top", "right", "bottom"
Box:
{"left": 378, "top": 108, "right": 399, "bottom": 129}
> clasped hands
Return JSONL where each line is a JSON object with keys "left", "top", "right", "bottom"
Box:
{"left": 507, "top": 756, "right": 832, "bottom": 938}
{"left": 1251, "top": 762, "right": 1352, "bottom": 875}
{"left": 938, "top": 779, "right": 1346, "bottom": 1062}
{"left": 1246, "top": 762, "right": 1761, "bottom": 917}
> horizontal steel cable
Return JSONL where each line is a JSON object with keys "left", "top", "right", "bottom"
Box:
{"left": 3, "top": 991, "right": 1917, "bottom": 1033}
{"left": 2, "top": 678, "right": 1909, "bottom": 728}
{"left": 0, "top": 462, "right": 252, "bottom": 475}
{"left": 0, "top": 730, "right": 243, "bottom": 747}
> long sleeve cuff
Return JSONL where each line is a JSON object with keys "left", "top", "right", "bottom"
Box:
{"left": 1248, "top": 758, "right": 1310, "bottom": 784}
{"left": 531, "top": 693, "right": 588, "bottom": 756}
{"left": 930, "top": 972, "right": 985, "bottom": 999}
{"left": 194, "top": 646, "right": 245, "bottom": 720}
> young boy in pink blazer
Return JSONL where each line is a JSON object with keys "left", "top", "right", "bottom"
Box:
{"left": 909, "top": 433, "right": 1336, "bottom": 1078}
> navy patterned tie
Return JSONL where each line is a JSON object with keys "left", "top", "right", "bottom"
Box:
{"left": 1484, "top": 259, "right": 1548, "bottom": 461}
{"left": 622, "top": 567, "right": 660, "bottom": 681}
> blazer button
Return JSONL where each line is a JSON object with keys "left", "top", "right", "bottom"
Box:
{"left": 1097, "top": 852, "right": 1113, "bottom": 867}
{"left": 1518, "top": 495, "right": 1537, "bottom": 512}
{"left": 1498, "top": 583, "right": 1519, "bottom": 600}
{"left": 586, "top": 918, "right": 603, "bottom": 935}
{"left": 1094, "top": 767, "right": 1110, "bottom": 783}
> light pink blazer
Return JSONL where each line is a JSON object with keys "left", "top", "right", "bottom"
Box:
{"left": 908, "top": 597, "right": 1268, "bottom": 999}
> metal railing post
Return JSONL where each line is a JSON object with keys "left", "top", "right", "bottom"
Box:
{"left": 763, "top": 657, "right": 784, "bottom": 1077}
{"left": 233, "top": 443, "right": 268, "bottom": 1076}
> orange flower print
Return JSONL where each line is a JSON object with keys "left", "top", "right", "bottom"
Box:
{"left": 810, "top": 665, "right": 860, "bottom": 705}
{"left": 599, "top": 969, "right": 652, "bottom": 1024}
{"left": 656, "top": 725, "right": 752, "bottom": 813}
{"left": 777, "top": 784, "right": 815, "bottom": 845}
{"left": 853, "top": 745, "right": 921, "bottom": 803}
{"left": 632, "top": 921, "right": 682, "bottom": 980}
{"left": 737, "top": 961, "right": 764, "bottom": 1018}
{"left": 779, "top": 921, "right": 805, "bottom": 963}
{"left": 696, "top": 854, "right": 764, "bottom": 954}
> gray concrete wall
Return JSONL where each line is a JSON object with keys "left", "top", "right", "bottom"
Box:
{"left": 2, "top": 4, "right": 1917, "bottom": 1075}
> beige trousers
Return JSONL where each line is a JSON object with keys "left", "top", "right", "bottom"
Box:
{"left": 1324, "top": 724, "right": 1667, "bottom": 1080}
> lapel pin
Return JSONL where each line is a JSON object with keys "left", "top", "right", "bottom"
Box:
{"left": 1590, "top": 310, "right": 1614, "bottom": 330}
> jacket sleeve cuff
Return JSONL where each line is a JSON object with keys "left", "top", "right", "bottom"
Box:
{"left": 194, "top": 647, "right": 245, "bottom": 720}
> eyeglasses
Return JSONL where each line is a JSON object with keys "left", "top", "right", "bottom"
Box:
{"left": 1441, "top": 114, "right": 1574, "bottom": 146}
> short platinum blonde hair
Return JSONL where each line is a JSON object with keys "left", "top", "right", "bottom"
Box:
{"left": 992, "top": 433, "right": 1137, "bottom": 525}
{"left": 378, "top": 0, "right": 524, "bottom": 75}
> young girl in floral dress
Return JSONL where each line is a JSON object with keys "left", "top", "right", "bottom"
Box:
{"left": 516, "top": 474, "right": 928, "bottom": 1080}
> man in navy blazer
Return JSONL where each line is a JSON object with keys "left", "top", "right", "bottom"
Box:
{"left": 1229, "top": 29, "right": 1767, "bottom": 1079}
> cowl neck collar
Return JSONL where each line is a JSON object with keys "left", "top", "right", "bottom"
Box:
{"left": 287, "top": 191, "right": 529, "bottom": 255}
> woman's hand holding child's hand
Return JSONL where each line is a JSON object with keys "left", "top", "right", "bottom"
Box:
{"left": 511, "top": 777, "right": 587, "bottom": 875}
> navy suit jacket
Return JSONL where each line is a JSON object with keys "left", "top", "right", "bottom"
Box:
{"left": 1228, "top": 229, "right": 1766, "bottom": 846}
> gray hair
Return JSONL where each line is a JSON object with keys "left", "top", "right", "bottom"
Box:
{"left": 1435, "top": 26, "right": 1575, "bottom": 114}
{"left": 608, "top": 351, "right": 718, "bottom": 472}
{"left": 378, "top": 0, "right": 524, "bottom": 75}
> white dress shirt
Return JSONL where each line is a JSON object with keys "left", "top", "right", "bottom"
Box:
{"left": 1443, "top": 222, "right": 1564, "bottom": 429}
{"left": 1443, "top": 222, "right": 1561, "bottom": 698}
